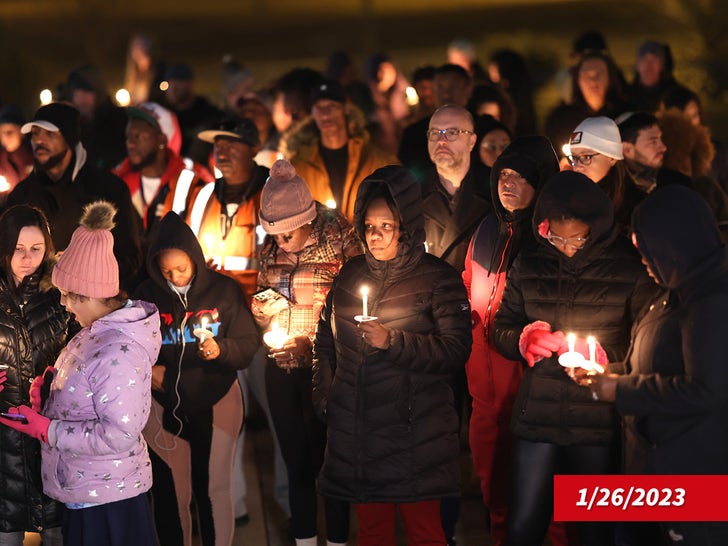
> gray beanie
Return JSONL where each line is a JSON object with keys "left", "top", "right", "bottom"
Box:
{"left": 259, "top": 160, "right": 317, "bottom": 234}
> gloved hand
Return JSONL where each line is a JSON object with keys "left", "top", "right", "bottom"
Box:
{"left": 29, "top": 366, "right": 55, "bottom": 412}
{"left": 0, "top": 370, "right": 6, "bottom": 393}
{"left": 557, "top": 336, "right": 608, "bottom": 370}
{"left": 519, "top": 321, "right": 565, "bottom": 367}
{"left": 0, "top": 405, "right": 50, "bottom": 442}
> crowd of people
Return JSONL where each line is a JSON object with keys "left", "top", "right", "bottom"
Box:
{"left": 0, "top": 29, "right": 726, "bottom": 546}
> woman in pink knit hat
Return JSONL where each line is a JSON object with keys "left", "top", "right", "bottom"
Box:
{"left": 0, "top": 201, "right": 162, "bottom": 546}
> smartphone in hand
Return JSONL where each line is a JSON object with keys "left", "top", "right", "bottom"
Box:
{"left": 0, "top": 412, "right": 28, "bottom": 424}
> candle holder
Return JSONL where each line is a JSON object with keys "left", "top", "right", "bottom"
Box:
{"left": 193, "top": 327, "right": 214, "bottom": 343}
{"left": 263, "top": 323, "right": 290, "bottom": 350}
{"left": 193, "top": 318, "right": 214, "bottom": 343}
{"left": 354, "top": 314, "right": 378, "bottom": 323}
{"left": 558, "top": 351, "right": 586, "bottom": 368}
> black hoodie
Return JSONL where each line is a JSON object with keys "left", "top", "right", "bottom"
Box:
{"left": 313, "top": 165, "right": 472, "bottom": 503}
{"left": 133, "top": 212, "right": 259, "bottom": 424}
{"left": 494, "top": 171, "right": 655, "bottom": 445}
{"left": 617, "top": 185, "right": 728, "bottom": 479}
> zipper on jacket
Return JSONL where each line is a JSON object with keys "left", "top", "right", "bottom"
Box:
{"left": 483, "top": 221, "right": 512, "bottom": 342}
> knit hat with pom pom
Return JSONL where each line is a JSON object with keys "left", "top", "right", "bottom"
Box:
{"left": 259, "top": 159, "right": 317, "bottom": 234}
{"left": 52, "top": 201, "right": 119, "bottom": 298}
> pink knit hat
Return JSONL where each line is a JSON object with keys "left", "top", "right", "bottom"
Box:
{"left": 52, "top": 201, "right": 119, "bottom": 298}
{"left": 259, "top": 159, "right": 317, "bottom": 234}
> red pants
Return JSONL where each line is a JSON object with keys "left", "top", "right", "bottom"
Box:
{"left": 355, "top": 500, "right": 444, "bottom": 546}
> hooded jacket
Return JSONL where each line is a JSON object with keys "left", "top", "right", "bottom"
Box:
{"left": 313, "top": 165, "right": 472, "bottom": 503}
{"left": 133, "top": 211, "right": 259, "bottom": 423}
{"left": 0, "top": 261, "right": 72, "bottom": 532}
{"left": 283, "top": 112, "right": 397, "bottom": 223}
{"left": 618, "top": 185, "right": 728, "bottom": 475}
{"left": 463, "top": 137, "right": 559, "bottom": 425}
{"left": 493, "top": 171, "right": 655, "bottom": 445}
{"left": 41, "top": 299, "right": 161, "bottom": 505}
{"left": 7, "top": 145, "right": 142, "bottom": 290}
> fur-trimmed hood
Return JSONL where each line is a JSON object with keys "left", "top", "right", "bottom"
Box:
{"left": 279, "top": 103, "right": 370, "bottom": 160}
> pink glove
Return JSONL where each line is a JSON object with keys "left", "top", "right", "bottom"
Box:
{"left": 29, "top": 366, "right": 55, "bottom": 412}
{"left": 558, "top": 337, "right": 609, "bottom": 367}
{"left": 0, "top": 370, "right": 6, "bottom": 393}
{"left": 519, "top": 321, "right": 565, "bottom": 367}
{"left": 0, "top": 405, "right": 50, "bottom": 443}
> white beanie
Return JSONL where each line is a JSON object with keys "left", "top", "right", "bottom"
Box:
{"left": 569, "top": 116, "right": 624, "bottom": 160}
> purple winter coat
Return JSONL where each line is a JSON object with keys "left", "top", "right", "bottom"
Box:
{"left": 40, "top": 299, "right": 161, "bottom": 505}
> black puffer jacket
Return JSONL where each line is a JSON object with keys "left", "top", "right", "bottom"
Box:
{"left": 618, "top": 185, "right": 728, "bottom": 475}
{"left": 493, "top": 171, "right": 655, "bottom": 446}
{"left": 313, "top": 166, "right": 472, "bottom": 503}
{"left": 0, "top": 261, "right": 72, "bottom": 532}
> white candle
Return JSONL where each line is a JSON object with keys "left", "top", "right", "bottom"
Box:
{"left": 587, "top": 336, "right": 596, "bottom": 365}
{"left": 201, "top": 317, "right": 208, "bottom": 331}
{"left": 567, "top": 332, "right": 576, "bottom": 354}
{"left": 361, "top": 286, "right": 369, "bottom": 318}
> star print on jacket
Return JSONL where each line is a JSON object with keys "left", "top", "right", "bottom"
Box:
{"left": 40, "top": 300, "right": 161, "bottom": 505}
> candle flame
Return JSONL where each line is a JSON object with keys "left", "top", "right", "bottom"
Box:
{"left": 360, "top": 286, "right": 369, "bottom": 297}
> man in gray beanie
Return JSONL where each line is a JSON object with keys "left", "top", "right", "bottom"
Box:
{"left": 7, "top": 102, "right": 143, "bottom": 291}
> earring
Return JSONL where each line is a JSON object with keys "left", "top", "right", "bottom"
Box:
{"left": 159, "top": 144, "right": 165, "bottom": 150}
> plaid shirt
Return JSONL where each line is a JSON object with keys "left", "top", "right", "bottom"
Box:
{"left": 257, "top": 205, "right": 363, "bottom": 341}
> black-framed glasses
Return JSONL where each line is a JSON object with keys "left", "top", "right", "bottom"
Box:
{"left": 426, "top": 128, "right": 474, "bottom": 142}
{"left": 547, "top": 230, "right": 589, "bottom": 250}
{"left": 568, "top": 152, "right": 601, "bottom": 167}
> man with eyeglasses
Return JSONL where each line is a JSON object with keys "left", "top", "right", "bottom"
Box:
{"left": 421, "top": 103, "right": 490, "bottom": 546}
{"left": 398, "top": 64, "right": 473, "bottom": 179}
{"left": 422, "top": 104, "right": 491, "bottom": 273}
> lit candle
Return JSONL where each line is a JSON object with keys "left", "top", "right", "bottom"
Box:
{"left": 559, "top": 332, "right": 585, "bottom": 369}
{"left": 361, "top": 286, "right": 369, "bottom": 318}
{"left": 193, "top": 317, "right": 213, "bottom": 342}
{"left": 587, "top": 336, "right": 596, "bottom": 365}
{"left": 263, "top": 320, "right": 289, "bottom": 349}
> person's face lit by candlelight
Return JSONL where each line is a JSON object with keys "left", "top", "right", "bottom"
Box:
{"left": 157, "top": 248, "right": 195, "bottom": 287}
{"left": 273, "top": 223, "right": 313, "bottom": 254}
{"left": 364, "top": 197, "right": 400, "bottom": 261}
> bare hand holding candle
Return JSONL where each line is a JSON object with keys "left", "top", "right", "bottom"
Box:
{"left": 355, "top": 285, "right": 377, "bottom": 322}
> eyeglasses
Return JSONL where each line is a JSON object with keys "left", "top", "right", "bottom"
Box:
{"left": 481, "top": 142, "right": 510, "bottom": 152}
{"left": 426, "top": 128, "right": 474, "bottom": 142}
{"left": 568, "top": 153, "right": 601, "bottom": 167}
{"left": 546, "top": 230, "right": 589, "bottom": 250}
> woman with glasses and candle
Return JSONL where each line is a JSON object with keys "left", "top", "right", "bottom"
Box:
{"left": 463, "top": 137, "right": 572, "bottom": 546}
{"left": 313, "top": 165, "right": 472, "bottom": 545}
{"left": 568, "top": 116, "right": 648, "bottom": 234}
{"left": 492, "top": 171, "right": 655, "bottom": 546}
